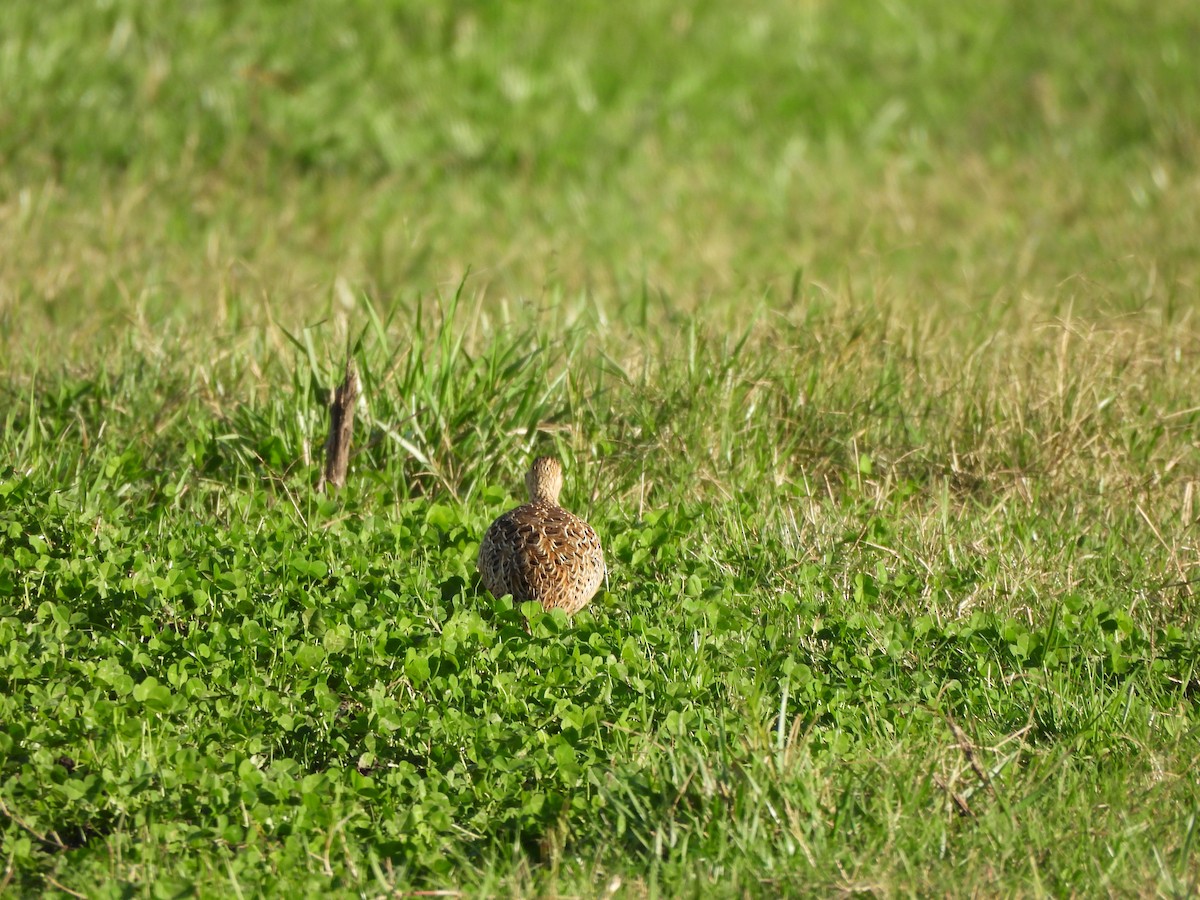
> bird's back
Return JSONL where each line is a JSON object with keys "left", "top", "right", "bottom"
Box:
{"left": 478, "top": 500, "right": 605, "bottom": 615}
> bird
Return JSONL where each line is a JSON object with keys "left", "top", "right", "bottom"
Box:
{"left": 477, "top": 456, "right": 605, "bottom": 615}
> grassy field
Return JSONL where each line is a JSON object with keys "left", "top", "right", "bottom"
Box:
{"left": 3, "top": 0, "right": 1200, "bottom": 895}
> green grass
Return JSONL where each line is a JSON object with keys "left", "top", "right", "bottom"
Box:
{"left": 2, "top": 0, "right": 1200, "bottom": 896}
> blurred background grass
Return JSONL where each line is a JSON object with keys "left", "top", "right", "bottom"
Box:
{"left": 2, "top": 0, "right": 1197, "bottom": 352}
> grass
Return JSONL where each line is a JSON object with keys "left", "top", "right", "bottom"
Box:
{"left": 2, "top": 0, "right": 1200, "bottom": 895}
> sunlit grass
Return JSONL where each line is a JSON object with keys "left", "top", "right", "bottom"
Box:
{"left": 2, "top": 0, "right": 1199, "bottom": 895}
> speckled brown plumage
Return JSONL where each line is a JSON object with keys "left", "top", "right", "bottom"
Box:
{"left": 477, "top": 457, "right": 605, "bottom": 615}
